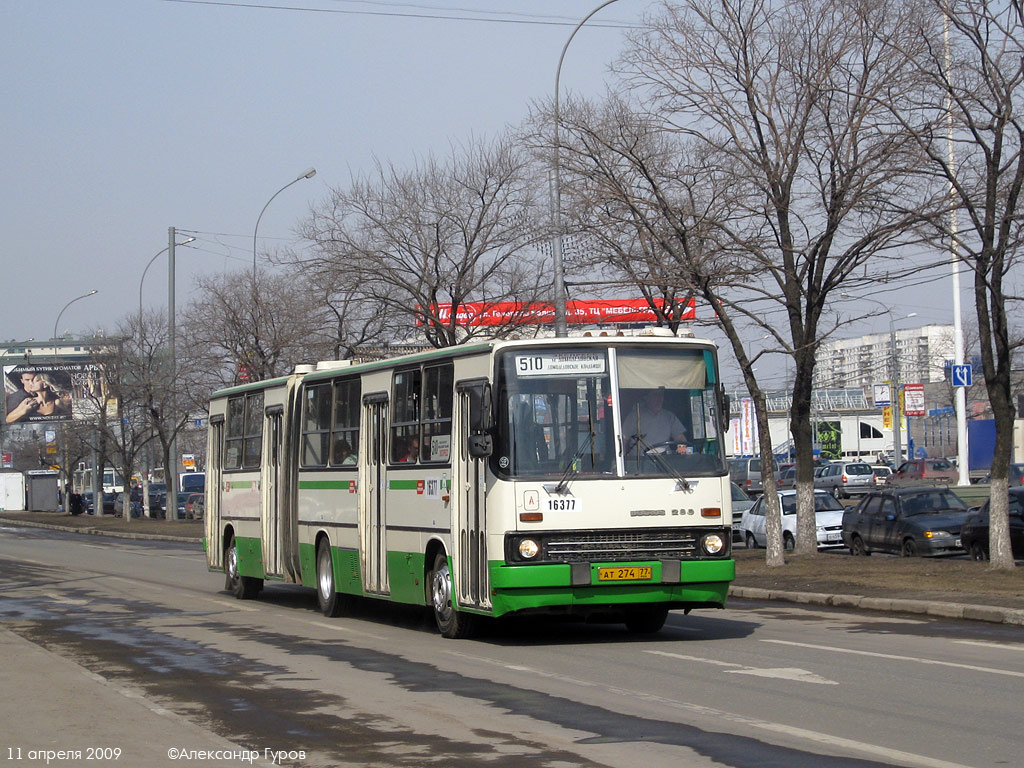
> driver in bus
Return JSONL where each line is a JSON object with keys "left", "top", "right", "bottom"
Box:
{"left": 622, "top": 387, "right": 689, "bottom": 455}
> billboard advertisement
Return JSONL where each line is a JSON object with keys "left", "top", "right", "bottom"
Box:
{"left": 425, "top": 297, "right": 697, "bottom": 327}
{"left": 4, "top": 362, "right": 104, "bottom": 425}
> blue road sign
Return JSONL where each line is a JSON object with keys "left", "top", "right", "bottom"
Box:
{"left": 952, "top": 364, "right": 973, "bottom": 387}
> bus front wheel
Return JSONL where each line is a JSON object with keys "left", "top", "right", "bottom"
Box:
{"left": 429, "top": 552, "right": 477, "bottom": 639}
{"left": 316, "top": 540, "right": 350, "bottom": 617}
{"left": 625, "top": 606, "right": 669, "bottom": 634}
{"left": 225, "top": 536, "right": 262, "bottom": 600}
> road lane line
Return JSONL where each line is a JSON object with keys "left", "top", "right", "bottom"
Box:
{"left": 762, "top": 638, "right": 1024, "bottom": 678}
{"left": 444, "top": 650, "right": 971, "bottom": 768}
{"left": 301, "top": 619, "right": 388, "bottom": 640}
{"left": 955, "top": 639, "right": 1024, "bottom": 653}
{"left": 646, "top": 650, "right": 837, "bottom": 684}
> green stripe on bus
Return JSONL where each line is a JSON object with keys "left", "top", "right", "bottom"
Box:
{"left": 388, "top": 480, "right": 420, "bottom": 490}
{"left": 299, "top": 480, "right": 354, "bottom": 490}
{"left": 226, "top": 480, "right": 256, "bottom": 490}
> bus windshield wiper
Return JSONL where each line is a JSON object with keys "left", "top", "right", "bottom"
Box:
{"left": 626, "top": 433, "right": 691, "bottom": 491}
{"left": 548, "top": 429, "right": 595, "bottom": 495}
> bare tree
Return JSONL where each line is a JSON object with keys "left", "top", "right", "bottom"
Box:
{"left": 299, "top": 136, "right": 550, "bottom": 347}
{"left": 895, "top": 0, "right": 1024, "bottom": 569}
{"left": 607, "top": 0, "right": 941, "bottom": 555}
{"left": 181, "top": 269, "right": 333, "bottom": 385}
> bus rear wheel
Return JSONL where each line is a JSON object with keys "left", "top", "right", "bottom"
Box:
{"left": 316, "top": 540, "right": 350, "bottom": 617}
{"left": 429, "top": 552, "right": 477, "bottom": 639}
{"left": 225, "top": 535, "right": 262, "bottom": 600}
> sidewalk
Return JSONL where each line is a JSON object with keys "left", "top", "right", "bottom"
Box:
{"left": 3, "top": 510, "right": 1023, "bottom": 626}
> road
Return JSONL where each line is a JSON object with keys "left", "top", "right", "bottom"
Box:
{"left": 1, "top": 524, "right": 1020, "bottom": 768}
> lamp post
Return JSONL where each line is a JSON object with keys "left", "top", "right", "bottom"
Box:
{"left": 551, "top": 0, "right": 622, "bottom": 337}
{"left": 53, "top": 290, "right": 99, "bottom": 361}
{"left": 138, "top": 237, "right": 195, "bottom": 322}
{"left": 889, "top": 312, "right": 917, "bottom": 465}
{"left": 138, "top": 235, "right": 194, "bottom": 516}
{"left": 842, "top": 294, "right": 916, "bottom": 464}
{"left": 253, "top": 167, "right": 317, "bottom": 285}
{"left": 52, "top": 290, "right": 98, "bottom": 511}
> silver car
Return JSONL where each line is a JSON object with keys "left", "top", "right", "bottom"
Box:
{"left": 813, "top": 461, "right": 875, "bottom": 499}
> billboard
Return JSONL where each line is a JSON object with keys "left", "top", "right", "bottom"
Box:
{"left": 425, "top": 297, "right": 697, "bottom": 327}
{"left": 3, "top": 362, "right": 104, "bottom": 425}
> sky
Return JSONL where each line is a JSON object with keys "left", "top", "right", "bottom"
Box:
{"left": 2, "top": 0, "right": 972, "bottom": 390}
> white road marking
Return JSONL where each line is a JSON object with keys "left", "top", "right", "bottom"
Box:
{"left": 646, "top": 650, "right": 837, "bottom": 685}
{"left": 955, "top": 639, "right": 1024, "bottom": 653}
{"left": 446, "top": 650, "right": 972, "bottom": 768}
{"left": 301, "top": 619, "right": 388, "bottom": 640}
{"left": 762, "top": 639, "right": 1024, "bottom": 678}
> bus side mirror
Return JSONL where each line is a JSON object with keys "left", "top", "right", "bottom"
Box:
{"left": 467, "top": 383, "right": 493, "bottom": 432}
{"left": 468, "top": 434, "right": 493, "bottom": 459}
{"left": 717, "top": 385, "right": 730, "bottom": 424}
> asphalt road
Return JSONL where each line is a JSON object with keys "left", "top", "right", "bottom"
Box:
{"left": 1, "top": 523, "right": 1021, "bottom": 768}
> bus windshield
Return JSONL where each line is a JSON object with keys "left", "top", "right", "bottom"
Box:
{"left": 495, "top": 346, "right": 726, "bottom": 479}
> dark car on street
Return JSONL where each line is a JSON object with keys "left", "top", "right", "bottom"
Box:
{"left": 960, "top": 488, "right": 1024, "bottom": 561}
{"left": 842, "top": 487, "right": 969, "bottom": 557}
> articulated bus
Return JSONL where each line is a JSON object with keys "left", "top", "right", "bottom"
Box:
{"left": 205, "top": 332, "right": 735, "bottom": 638}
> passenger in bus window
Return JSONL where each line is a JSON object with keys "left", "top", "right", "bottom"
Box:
{"left": 622, "top": 387, "right": 688, "bottom": 454}
{"left": 334, "top": 439, "right": 357, "bottom": 465}
{"left": 397, "top": 436, "right": 419, "bottom": 463}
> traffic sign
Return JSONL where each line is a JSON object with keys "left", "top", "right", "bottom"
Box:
{"left": 952, "top": 364, "right": 972, "bottom": 387}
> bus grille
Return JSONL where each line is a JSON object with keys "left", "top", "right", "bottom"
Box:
{"left": 543, "top": 528, "right": 701, "bottom": 562}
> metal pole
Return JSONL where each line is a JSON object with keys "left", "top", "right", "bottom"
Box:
{"left": 944, "top": 11, "right": 970, "bottom": 485}
{"left": 551, "top": 0, "right": 622, "bottom": 337}
{"left": 890, "top": 322, "right": 903, "bottom": 465}
{"left": 168, "top": 227, "right": 179, "bottom": 517}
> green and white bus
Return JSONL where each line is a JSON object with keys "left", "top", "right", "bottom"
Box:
{"left": 205, "top": 332, "right": 735, "bottom": 638}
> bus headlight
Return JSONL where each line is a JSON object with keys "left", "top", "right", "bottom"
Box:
{"left": 518, "top": 538, "right": 540, "bottom": 559}
{"left": 702, "top": 533, "right": 725, "bottom": 555}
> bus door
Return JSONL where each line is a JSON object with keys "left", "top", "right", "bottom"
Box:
{"left": 262, "top": 405, "right": 284, "bottom": 578}
{"left": 206, "top": 414, "right": 225, "bottom": 569}
{"left": 453, "top": 381, "right": 491, "bottom": 612}
{"left": 360, "top": 393, "right": 390, "bottom": 596}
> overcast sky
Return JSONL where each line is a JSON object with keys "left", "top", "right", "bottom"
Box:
{"left": 2, "top": 0, "right": 969, "bottom": 389}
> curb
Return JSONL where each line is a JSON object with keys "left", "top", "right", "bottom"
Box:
{"left": 729, "top": 585, "right": 1024, "bottom": 627}
{"left": 0, "top": 517, "right": 199, "bottom": 544}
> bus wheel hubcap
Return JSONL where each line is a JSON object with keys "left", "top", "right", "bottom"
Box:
{"left": 432, "top": 562, "right": 452, "bottom": 621}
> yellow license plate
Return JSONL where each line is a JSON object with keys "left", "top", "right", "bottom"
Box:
{"left": 597, "top": 566, "right": 653, "bottom": 582}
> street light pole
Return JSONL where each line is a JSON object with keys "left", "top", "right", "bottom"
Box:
{"left": 253, "top": 168, "right": 317, "bottom": 285}
{"left": 551, "top": 0, "right": 622, "bottom": 337}
{"left": 52, "top": 289, "right": 98, "bottom": 511}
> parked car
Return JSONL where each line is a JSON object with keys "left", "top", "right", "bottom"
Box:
{"left": 1009, "top": 464, "right": 1024, "bottom": 487}
{"left": 813, "top": 461, "right": 875, "bottom": 499}
{"left": 842, "top": 487, "right": 968, "bottom": 557}
{"left": 739, "top": 489, "right": 845, "bottom": 550}
{"left": 112, "top": 492, "right": 142, "bottom": 518}
{"left": 960, "top": 488, "right": 1024, "bottom": 561}
{"left": 730, "top": 456, "right": 778, "bottom": 497}
{"left": 190, "top": 495, "right": 205, "bottom": 520}
{"left": 870, "top": 464, "right": 892, "bottom": 487}
{"left": 82, "top": 491, "right": 116, "bottom": 515}
{"left": 887, "top": 458, "right": 958, "bottom": 487}
{"left": 777, "top": 465, "right": 798, "bottom": 490}
{"left": 730, "top": 482, "right": 755, "bottom": 542}
{"left": 184, "top": 493, "right": 204, "bottom": 519}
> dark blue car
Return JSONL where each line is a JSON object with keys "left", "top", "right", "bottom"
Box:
{"left": 960, "top": 488, "right": 1024, "bottom": 561}
{"left": 842, "top": 487, "right": 968, "bottom": 557}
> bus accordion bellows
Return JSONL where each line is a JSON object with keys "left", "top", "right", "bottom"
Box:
{"left": 204, "top": 334, "right": 736, "bottom": 638}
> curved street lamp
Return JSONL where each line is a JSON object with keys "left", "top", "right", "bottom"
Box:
{"left": 551, "top": 0, "right": 622, "bottom": 337}
{"left": 252, "top": 167, "right": 317, "bottom": 284}
{"left": 138, "top": 237, "right": 195, "bottom": 322}
{"left": 53, "top": 290, "right": 99, "bottom": 361}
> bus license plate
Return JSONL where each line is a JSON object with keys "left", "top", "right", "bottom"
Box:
{"left": 597, "top": 566, "right": 653, "bottom": 582}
